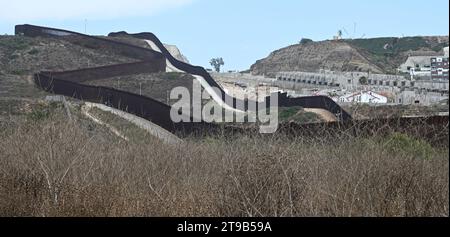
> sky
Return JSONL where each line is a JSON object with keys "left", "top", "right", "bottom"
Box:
{"left": 0, "top": 0, "right": 449, "bottom": 71}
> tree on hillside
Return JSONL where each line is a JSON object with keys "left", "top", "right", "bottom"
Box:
{"left": 299, "top": 38, "right": 313, "bottom": 44}
{"left": 210, "top": 58, "right": 224, "bottom": 72}
{"left": 359, "top": 76, "right": 368, "bottom": 85}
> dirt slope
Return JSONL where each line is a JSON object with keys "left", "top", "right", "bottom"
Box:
{"left": 250, "top": 36, "right": 449, "bottom": 77}
{"left": 250, "top": 40, "right": 383, "bottom": 77}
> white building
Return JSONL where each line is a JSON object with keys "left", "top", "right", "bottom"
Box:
{"left": 338, "top": 91, "right": 388, "bottom": 104}
{"left": 398, "top": 56, "right": 433, "bottom": 73}
{"left": 395, "top": 90, "right": 448, "bottom": 106}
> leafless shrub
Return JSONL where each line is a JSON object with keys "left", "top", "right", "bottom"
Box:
{"left": 0, "top": 113, "right": 448, "bottom": 217}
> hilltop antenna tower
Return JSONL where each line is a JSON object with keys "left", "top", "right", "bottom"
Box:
{"left": 334, "top": 30, "right": 343, "bottom": 40}
{"left": 352, "top": 22, "right": 366, "bottom": 39}
{"left": 342, "top": 27, "right": 351, "bottom": 39}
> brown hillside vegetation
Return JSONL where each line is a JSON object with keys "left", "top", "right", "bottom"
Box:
{"left": 251, "top": 40, "right": 383, "bottom": 77}
{"left": 0, "top": 35, "right": 135, "bottom": 75}
{"left": 0, "top": 109, "right": 448, "bottom": 217}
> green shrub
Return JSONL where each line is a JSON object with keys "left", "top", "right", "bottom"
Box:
{"left": 163, "top": 72, "right": 184, "bottom": 80}
{"left": 279, "top": 106, "right": 302, "bottom": 121}
{"left": 278, "top": 107, "right": 323, "bottom": 123}
{"left": 359, "top": 76, "right": 368, "bottom": 85}
{"left": 431, "top": 43, "right": 449, "bottom": 52}
{"left": 383, "top": 133, "right": 435, "bottom": 160}
{"left": 27, "top": 108, "right": 50, "bottom": 121}
{"left": 0, "top": 37, "right": 31, "bottom": 51}
{"left": 299, "top": 38, "right": 313, "bottom": 44}
{"left": 26, "top": 102, "right": 61, "bottom": 122}
{"left": 289, "top": 111, "right": 322, "bottom": 123}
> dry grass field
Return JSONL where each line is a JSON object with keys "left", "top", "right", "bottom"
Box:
{"left": 0, "top": 106, "right": 448, "bottom": 217}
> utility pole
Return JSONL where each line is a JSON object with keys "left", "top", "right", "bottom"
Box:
{"left": 84, "top": 19, "right": 87, "bottom": 34}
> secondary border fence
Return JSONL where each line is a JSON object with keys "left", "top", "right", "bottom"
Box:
{"left": 15, "top": 24, "right": 449, "bottom": 141}
{"left": 108, "top": 31, "right": 354, "bottom": 121}
{"left": 16, "top": 24, "right": 218, "bottom": 135}
{"left": 279, "top": 115, "right": 449, "bottom": 145}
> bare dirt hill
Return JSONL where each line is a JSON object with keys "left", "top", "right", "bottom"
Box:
{"left": 250, "top": 36, "right": 449, "bottom": 77}
{"left": 250, "top": 40, "right": 383, "bottom": 77}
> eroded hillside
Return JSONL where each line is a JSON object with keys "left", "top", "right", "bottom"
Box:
{"left": 250, "top": 36, "right": 449, "bottom": 77}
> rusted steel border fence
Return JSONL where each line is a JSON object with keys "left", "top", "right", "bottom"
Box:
{"left": 109, "top": 31, "right": 353, "bottom": 121}
{"left": 15, "top": 24, "right": 448, "bottom": 140}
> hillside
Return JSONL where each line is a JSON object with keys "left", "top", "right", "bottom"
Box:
{"left": 250, "top": 36, "right": 449, "bottom": 77}
{"left": 0, "top": 35, "right": 195, "bottom": 124}
{"left": 0, "top": 35, "right": 136, "bottom": 75}
{"left": 0, "top": 35, "right": 137, "bottom": 106}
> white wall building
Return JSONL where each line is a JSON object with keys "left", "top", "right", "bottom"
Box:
{"left": 398, "top": 56, "right": 434, "bottom": 73}
{"left": 395, "top": 90, "right": 448, "bottom": 106}
{"left": 338, "top": 91, "right": 388, "bottom": 104}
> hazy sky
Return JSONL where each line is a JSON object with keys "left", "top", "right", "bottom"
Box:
{"left": 1, "top": 0, "right": 449, "bottom": 70}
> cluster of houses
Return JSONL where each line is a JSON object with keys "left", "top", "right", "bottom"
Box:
{"left": 274, "top": 56, "right": 449, "bottom": 106}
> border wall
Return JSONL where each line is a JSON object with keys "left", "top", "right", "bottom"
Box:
{"left": 15, "top": 24, "right": 448, "bottom": 139}
{"left": 41, "top": 61, "right": 164, "bottom": 83}
{"left": 34, "top": 73, "right": 215, "bottom": 134}
{"left": 109, "top": 31, "right": 353, "bottom": 121}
